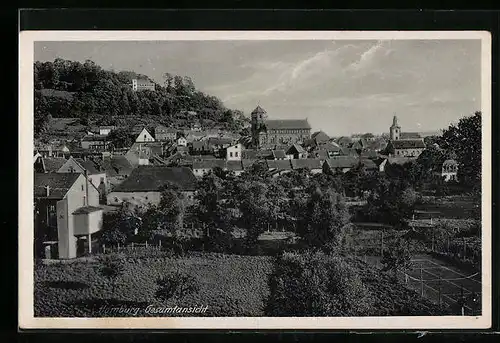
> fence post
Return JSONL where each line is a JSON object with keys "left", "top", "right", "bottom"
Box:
{"left": 420, "top": 267, "right": 424, "bottom": 297}
{"left": 463, "top": 237, "right": 467, "bottom": 259}
{"left": 380, "top": 230, "right": 384, "bottom": 258}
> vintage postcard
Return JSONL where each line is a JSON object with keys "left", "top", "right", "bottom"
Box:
{"left": 19, "top": 31, "right": 491, "bottom": 329}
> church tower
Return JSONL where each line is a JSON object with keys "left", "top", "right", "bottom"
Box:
{"left": 251, "top": 105, "right": 267, "bottom": 148}
{"left": 390, "top": 115, "right": 401, "bottom": 141}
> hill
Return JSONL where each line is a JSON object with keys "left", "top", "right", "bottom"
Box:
{"left": 34, "top": 58, "right": 248, "bottom": 138}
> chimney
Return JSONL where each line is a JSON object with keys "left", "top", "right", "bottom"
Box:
{"left": 45, "top": 185, "right": 50, "bottom": 197}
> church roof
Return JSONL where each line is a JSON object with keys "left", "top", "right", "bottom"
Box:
{"left": 264, "top": 119, "right": 311, "bottom": 130}
{"left": 251, "top": 105, "right": 267, "bottom": 114}
{"left": 391, "top": 140, "right": 426, "bottom": 149}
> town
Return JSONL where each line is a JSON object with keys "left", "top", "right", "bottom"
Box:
{"left": 33, "top": 58, "right": 482, "bottom": 318}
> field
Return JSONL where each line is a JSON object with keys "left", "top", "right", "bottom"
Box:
{"left": 414, "top": 195, "right": 480, "bottom": 220}
{"left": 35, "top": 250, "right": 450, "bottom": 317}
{"left": 35, "top": 253, "right": 273, "bottom": 317}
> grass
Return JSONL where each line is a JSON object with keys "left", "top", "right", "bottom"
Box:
{"left": 35, "top": 253, "right": 273, "bottom": 317}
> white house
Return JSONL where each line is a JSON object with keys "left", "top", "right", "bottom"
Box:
{"left": 441, "top": 159, "right": 459, "bottom": 182}
{"left": 135, "top": 128, "right": 155, "bottom": 143}
{"left": 99, "top": 126, "right": 116, "bottom": 136}
{"left": 57, "top": 157, "right": 107, "bottom": 202}
{"left": 226, "top": 143, "right": 242, "bottom": 161}
{"left": 34, "top": 173, "right": 103, "bottom": 259}
{"left": 177, "top": 136, "right": 187, "bottom": 147}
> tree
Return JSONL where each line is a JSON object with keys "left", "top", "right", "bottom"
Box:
{"left": 441, "top": 111, "right": 481, "bottom": 189}
{"left": 266, "top": 251, "right": 373, "bottom": 316}
{"left": 98, "top": 254, "right": 126, "bottom": 299}
{"left": 155, "top": 270, "right": 200, "bottom": 302}
{"left": 381, "top": 237, "right": 413, "bottom": 280}
{"left": 106, "top": 128, "right": 135, "bottom": 149}
{"left": 297, "top": 187, "right": 351, "bottom": 250}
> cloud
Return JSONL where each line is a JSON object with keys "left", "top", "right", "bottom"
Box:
{"left": 346, "top": 41, "right": 385, "bottom": 71}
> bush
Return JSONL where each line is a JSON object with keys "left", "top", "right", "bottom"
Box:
{"left": 155, "top": 270, "right": 200, "bottom": 302}
{"left": 265, "top": 251, "right": 373, "bottom": 316}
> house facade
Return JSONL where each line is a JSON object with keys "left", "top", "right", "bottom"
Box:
{"left": 135, "top": 128, "right": 155, "bottom": 143}
{"left": 155, "top": 125, "right": 177, "bottom": 141}
{"left": 225, "top": 143, "right": 242, "bottom": 161}
{"left": 107, "top": 166, "right": 198, "bottom": 209}
{"left": 99, "top": 126, "right": 116, "bottom": 136}
{"left": 81, "top": 134, "right": 111, "bottom": 151}
{"left": 131, "top": 78, "right": 155, "bottom": 91}
{"left": 57, "top": 157, "right": 107, "bottom": 200}
{"left": 34, "top": 173, "right": 103, "bottom": 259}
{"left": 441, "top": 159, "right": 459, "bottom": 182}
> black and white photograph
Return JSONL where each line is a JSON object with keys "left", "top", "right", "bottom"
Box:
{"left": 19, "top": 31, "right": 491, "bottom": 329}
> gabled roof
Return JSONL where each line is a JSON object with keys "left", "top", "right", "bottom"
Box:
{"left": 101, "top": 156, "right": 134, "bottom": 176}
{"left": 311, "top": 131, "right": 330, "bottom": 143}
{"left": 287, "top": 144, "right": 306, "bottom": 154}
{"left": 112, "top": 166, "right": 197, "bottom": 192}
{"left": 264, "top": 119, "right": 311, "bottom": 130}
{"left": 267, "top": 159, "right": 293, "bottom": 171}
{"left": 359, "top": 149, "right": 379, "bottom": 159}
{"left": 272, "top": 150, "right": 286, "bottom": 159}
{"left": 74, "top": 158, "right": 102, "bottom": 174}
{"left": 34, "top": 173, "right": 81, "bottom": 199}
{"left": 391, "top": 140, "right": 426, "bottom": 149}
{"left": 291, "top": 159, "right": 323, "bottom": 170}
{"left": 325, "top": 157, "right": 360, "bottom": 169}
{"left": 40, "top": 157, "right": 67, "bottom": 173}
{"left": 339, "top": 147, "right": 359, "bottom": 157}
{"left": 360, "top": 158, "right": 378, "bottom": 170}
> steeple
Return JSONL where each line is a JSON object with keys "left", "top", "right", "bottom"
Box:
{"left": 389, "top": 114, "right": 401, "bottom": 141}
{"left": 391, "top": 115, "right": 400, "bottom": 128}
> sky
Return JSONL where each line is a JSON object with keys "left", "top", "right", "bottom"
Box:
{"left": 34, "top": 39, "right": 482, "bottom": 136}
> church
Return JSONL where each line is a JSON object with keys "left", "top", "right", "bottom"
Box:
{"left": 250, "top": 105, "right": 311, "bottom": 149}
{"left": 385, "top": 115, "right": 426, "bottom": 158}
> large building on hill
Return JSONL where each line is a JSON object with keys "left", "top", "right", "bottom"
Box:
{"left": 386, "top": 115, "right": 425, "bottom": 158}
{"left": 250, "top": 105, "right": 311, "bottom": 148}
{"left": 131, "top": 78, "right": 155, "bottom": 91}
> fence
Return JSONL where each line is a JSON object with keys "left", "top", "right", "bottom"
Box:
{"left": 397, "top": 259, "right": 482, "bottom": 316}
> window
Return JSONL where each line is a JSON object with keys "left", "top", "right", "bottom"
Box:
{"left": 235, "top": 152, "right": 238, "bottom": 157}
{"left": 100, "top": 177, "right": 105, "bottom": 184}
{"left": 144, "top": 135, "right": 146, "bottom": 140}
{"left": 230, "top": 152, "right": 233, "bottom": 157}
{"left": 114, "top": 197, "right": 118, "bottom": 202}
{"left": 81, "top": 185, "right": 84, "bottom": 191}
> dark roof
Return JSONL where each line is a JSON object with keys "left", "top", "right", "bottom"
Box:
{"left": 311, "top": 131, "right": 330, "bottom": 143}
{"left": 272, "top": 150, "right": 286, "bottom": 159}
{"left": 242, "top": 149, "right": 273, "bottom": 159}
{"left": 112, "top": 166, "right": 197, "bottom": 192}
{"left": 310, "top": 149, "right": 329, "bottom": 159}
{"left": 41, "top": 157, "right": 67, "bottom": 172}
{"left": 74, "top": 158, "right": 102, "bottom": 174}
{"left": 291, "top": 159, "right": 323, "bottom": 170}
{"left": 264, "top": 119, "right": 311, "bottom": 130}
{"left": 359, "top": 149, "right": 379, "bottom": 158}
{"left": 360, "top": 158, "right": 378, "bottom": 170}
{"left": 155, "top": 125, "right": 176, "bottom": 133}
{"left": 192, "top": 159, "right": 226, "bottom": 170}
{"left": 325, "top": 157, "right": 360, "bottom": 169}
{"left": 401, "top": 132, "right": 422, "bottom": 139}
{"left": 267, "top": 160, "right": 292, "bottom": 170}
{"left": 226, "top": 160, "right": 244, "bottom": 171}
{"left": 242, "top": 159, "right": 258, "bottom": 169}
{"left": 251, "top": 105, "right": 267, "bottom": 114}
{"left": 339, "top": 147, "right": 359, "bottom": 157}
{"left": 387, "top": 157, "right": 413, "bottom": 165}
{"left": 192, "top": 141, "right": 210, "bottom": 150}
{"left": 192, "top": 154, "right": 218, "bottom": 161}
{"left": 336, "top": 136, "right": 353, "bottom": 146}
{"left": 320, "top": 142, "right": 341, "bottom": 152}
{"left": 391, "top": 140, "right": 426, "bottom": 149}
{"left": 34, "top": 173, "right": 81, "bottom": 199}
{"left": 208, "top": 137, "right": 233, "bottom": 146}
{"left": 72, "top": 206, "right": 103, "bottom": 215}
{"left": 287, "top": 144, "right": 306, "bottom": 154}
{"left": 101, "top": 156, "right": 134, "bottom": 176}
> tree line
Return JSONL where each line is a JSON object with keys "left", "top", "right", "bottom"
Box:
{"left": 34, "top": 58, "right": 248, "bottom": 137}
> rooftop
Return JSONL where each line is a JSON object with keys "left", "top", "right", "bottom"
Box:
{"left": 291, "top": 159, "right": 323, "bottom": 170}
{"left": 112, "top": 166, "right": 197, "bottom": 192}
{"left": 264, "top": 119, "right": 311, "bottom": 130}
{"left": 72, "top": 206, "right": 103, "bottom": 215}
{"left": 34, "top": 173, "right": 81, "bottom": 199}
{"left": 391, "top": 140, "right": 426, "bottom": 149}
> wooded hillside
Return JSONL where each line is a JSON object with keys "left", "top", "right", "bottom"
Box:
{"left": 34, "top": 58, "right": 248, "bottom": 137}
